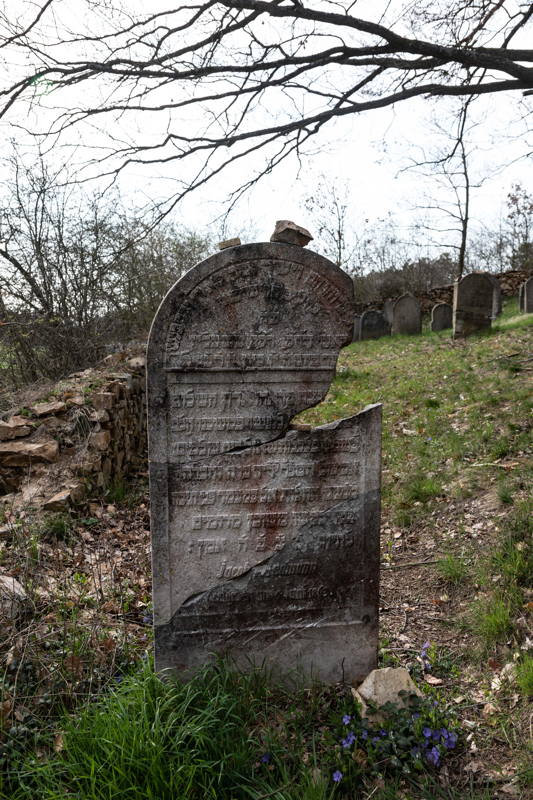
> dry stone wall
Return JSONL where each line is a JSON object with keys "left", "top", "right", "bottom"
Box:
{"left": 0, "top": 352, "right": 146, "bottom": 511}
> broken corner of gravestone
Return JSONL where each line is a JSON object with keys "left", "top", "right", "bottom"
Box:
{"left": 270, "top": 220, "right": 313, "bottom": 247}
{"left": 352, "top": 667, "right": 423, "bottom": 722}
{"left": 218, "top": 237, "right": 242, "bottom": 250}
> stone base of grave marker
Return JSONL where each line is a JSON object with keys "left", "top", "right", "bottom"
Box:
{"left": 154, "top": 406, "right": 381, "bottom": 684}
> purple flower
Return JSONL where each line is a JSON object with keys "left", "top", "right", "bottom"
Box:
{"left": 432, "top": 729, "right": 442, "bottom": 742}
{"left": 426, "top": 746, "right": 440, "bottom": 767}
{"left": 142, "top": 613, "right": 153, "bottom": 624}
{"left": 411, "top": 712, "right": 420, "bottom": 720}
{"left": 342, "top": 714, "right": 352, "bottom": 725}
{"left": 361, "top": 729, "right": 368, "bottom": 740}
{"left": 371, "top": 736, "right": 381, "bottom": 744}
{"left": 260, "top": 752, "right": 271, "bottom": 763}
{"left": 423, "top": 727, "right": 432, "bottom": 738}
{"left": 332, "top": 770, "right": 343, "bottom": 783}
{"left": 341, "top": 732, "right": 356, "bottom": 749}
{"left": 379, "top": 729, "right": 388, "bottom": 737}
{"left": 411, "top": 745, "right": 421, "bottom": 758}
{"left": 443, "top": 731, "right": 458, "bottom": 749}
{"left": 421, "top": 641, "right": 430, "bottom": 657}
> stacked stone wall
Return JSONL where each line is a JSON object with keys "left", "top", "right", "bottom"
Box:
{"left": 0, "top": 352, "right": 146, "bottom": 511}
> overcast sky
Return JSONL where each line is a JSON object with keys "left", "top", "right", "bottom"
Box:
{"left": 1, "top": 0, "right": 532, "bottom": 259}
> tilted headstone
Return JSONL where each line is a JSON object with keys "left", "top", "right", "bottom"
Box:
{"left": 391, "top": 293, "right": 421, "bottom": 336}
{"left": 522, "top": 275, "right": 533, "bottom": 313}
{"left": 485, "top": 274, "right": 502, "bottom": 318}
{"left": 360, "top": 309, "right": 391, "bottom": 340}
{"left": 353, "top": 314, "right": 361, "bottom": 342}
{"left": 430, "top": 303, "right": 453, "bottom": 332}
{"left": 147, "top": 243, "right": 381, "bottom": 684}
{"left": 382, "top": 299, "right": 394, "bottom": 326}
{"left": 452, "top": 273, "right": 493, "bottom": 338}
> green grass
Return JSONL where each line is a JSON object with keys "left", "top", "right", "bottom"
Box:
{"left": 516, "top": 654, "right": 533, "bottom": 698}
{"left": 436, "top": 554, "right": 469, "bottom": 586}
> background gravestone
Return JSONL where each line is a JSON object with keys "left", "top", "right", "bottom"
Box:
{"left": 353, "top": 314, "right": 361, "bottom": 342}
{"left": 147, "top": 243, "right": 381, "bottom": 684}
{"left": 485, "top": 274, "right": 502, "bottom": 318}
{"left": 430, "top": 303, "right": 452, "bottom": 332}
{"left": 391, "top": 294, "right": 421, "bottom": 335}
{"left": 522, "top": 276, "right": 533, "bottom": 312}
{"left": 382, "top": 299, "right": 394, "bottom": 326}
{"left": 453, "top": 273, "right": 493, "bottom": 338}
{"left": 360, "top": 309, "right": 391, "bottom": 340}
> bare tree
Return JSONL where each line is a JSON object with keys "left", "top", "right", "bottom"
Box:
{"left": 0, "top": 1, "right": 531, "bottom": 211}
{"left": 0, "top": 155, "right": 211, "bottom": 383}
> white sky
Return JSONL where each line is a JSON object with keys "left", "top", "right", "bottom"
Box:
{"left": 1, "top": 0, "right": 532, "bottom": 260}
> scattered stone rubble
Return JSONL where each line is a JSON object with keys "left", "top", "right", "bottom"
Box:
{"left": 0, "top": 350, "right": 147, "bottom": 511}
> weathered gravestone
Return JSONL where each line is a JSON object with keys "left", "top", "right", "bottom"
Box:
{"left": 360, "top": 309, "right": 391, "bottom": 340}
{"left": 430, "top": 303, "right": 452, "bottom": 332}
{"left": 147, "top": 243, "right": 381, "bottom": 684}
{"left": 485, "top": 274, "right": 502, "bottom": 319}
{"left": 453, "top": 273, "right": 493, "bottom": 338}
{"left": 521, "top": 275, "right": 533, "bottom": 313}
{"left": 391, "top": 293, "right": 421, "bottom": 336}
{"left": 382, "top": 299, "right": 394, "bottom": 326}
{"left": 519, "top": 282, "right": 525, "bottom": 311}
{"left": 353, "top": 314, "right": 361, "bottom": 342}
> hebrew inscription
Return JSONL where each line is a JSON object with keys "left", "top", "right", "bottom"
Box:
{"left": 147, "top": 243, "right": 381, "bottom": 684}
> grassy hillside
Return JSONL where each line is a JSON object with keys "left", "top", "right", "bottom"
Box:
{"left": 1, "top": 300, "right": 531, "bottom": 799}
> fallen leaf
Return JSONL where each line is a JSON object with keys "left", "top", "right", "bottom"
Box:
{"left": 482, "top": 702, "right": 497, "bottom": 717}
{"left": 54, "top": 733, "right": 64, "bottom": 753}
{"left": 424, "top": 674, "right": 444, "bottom": 686}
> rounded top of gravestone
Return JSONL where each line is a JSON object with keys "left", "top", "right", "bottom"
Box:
{"left": 270, "top": 220, "right": 313, "bottom": 247}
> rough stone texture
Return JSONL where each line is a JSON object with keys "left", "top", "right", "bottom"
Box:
{"left": 522, "top": 275, "right": 533, "bottom": 312}
{"left": 147, "top": 242, "right": 381, "bottom": 684}
{"left": 391, "top": 294, "right": 421, "bottom": 336}
{"left": 352, "top": 314, "right": 361, "bottom": 342}
{"left": 453, "top": 273, "right": 494, "bottom": 338}
{"left": 270, "top": 221, "right": 313, "bottom": 247}
{"left": 519, "top": 282, "right": 525, "bottom": 311}
{"left": 0, "top": 575, "right": 28, "bottom": 621}
{"left": 0, "top": 356, "right": 146, "bottom": 507}
{"left": 0, "top": 417, "right": 32, "bottom": 441}
{"left": 382, "top": 299, "right": 394, "bottom": 326}
{"left": 354, "top": 667, "right": 423, "bottom": 721}
{"left": 32, "top": 401, "right": 67, "bottom": 417}
{"left": 218, "top": 238, "right": 242, "bottom": 250}
{"left": 485, "top": 274, "right": 502, "bottom": 318}
{"left": 360, "top": 310, "right": 391, "bottom": 341}
{"left": 430, "top": 303, "right": 453, "bottom": 332}
{"left": 0, "top": 439, "right": 59, "bottom": 466}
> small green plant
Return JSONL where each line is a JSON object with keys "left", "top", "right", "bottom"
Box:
{"left": 330, "top": 691, "right": 460, "bottom": 787}
{"left": 436, "top": 554, "right": 469, "bottom": 586}
{"left": 516, "top": 655, "right": 533, "bottom": 698}
{"left": 403, "top": 475, "right": 442, "bottom": 504}
{"left": 497, "top": 483, "right": 514, "bottom": 505}
{"left": 39, "top": 512, "right": 72, "bottom": 541}
{"left": 471, "top": 595, "right": 513, "bottom": 648}
{"left": 106, "top": 480, "right": 126, "bottom": 503}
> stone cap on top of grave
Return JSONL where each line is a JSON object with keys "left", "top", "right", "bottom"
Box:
{"left": 270, "top": 220, "right": 313, "bottom": 247}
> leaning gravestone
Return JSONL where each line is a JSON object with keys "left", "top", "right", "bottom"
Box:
{"left": 391, "top": 293, "right": 421, "bottom": 336}
{"left": 147, "top": 242, "right": 381, "bottom": 684}
{"left": 360, "top": 309, "right": 391, "bottom": 340}
{"left": 430, "top": 303, "right": 452, "bottom": 332}
{"left": 521, "top": 275, "right": 533, "bottom": 313}
{"left": 485, "top": 274, "right": 502, "bottom": 318}
{"left": 453, "top": 273, "right": 493, "bottom": 337}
